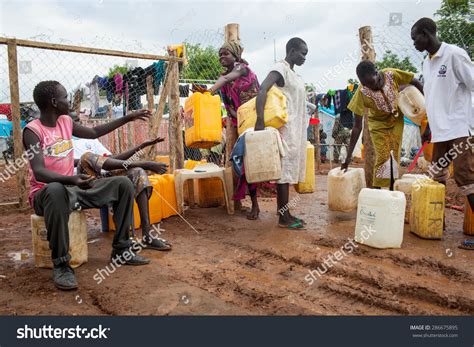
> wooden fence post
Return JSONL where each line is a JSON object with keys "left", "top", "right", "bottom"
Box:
{"left": 168, "top": 50, "right": 184, "bottom": 171}
{"left": 224, "top": 23, "right": 240, "bottom": 169}
{"left": 358, "top": 26, "right": 376, "bottom": 188}
{"left": 146, "top": 75, "right": 154, "bottom": 113}
{"left": 7, "top": 39, "right": 28, "bottom": 209}
{"left": 147, "top": 62, "right": 172, "bottom": 160}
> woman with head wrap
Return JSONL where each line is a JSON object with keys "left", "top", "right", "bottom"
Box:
{"left": 205, "top": 42, "right": 260, "bottom": 220}
{"left": 342, "top": 60, "right": 423, "bottom": 188}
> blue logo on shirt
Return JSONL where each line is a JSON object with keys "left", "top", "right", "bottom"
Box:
{"left": 438, "top": 65, "right": 447, "bottom": 77}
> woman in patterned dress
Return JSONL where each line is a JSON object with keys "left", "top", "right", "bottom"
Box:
{"left": 206, "top": 42, "right": 261, "bottom": 219}
{"left": 342, "top": 60, "right": 424, "bottom": 188}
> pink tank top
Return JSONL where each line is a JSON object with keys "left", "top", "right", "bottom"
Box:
{"left": 25, "top": 115, "right": 74, "bottom": 207}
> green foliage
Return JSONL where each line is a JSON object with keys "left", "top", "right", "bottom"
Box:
{"left": 181, "top": 43, "right": 222, "bottom": 81}
{"left": 347, "top": 78, "right": 359, "bottom": 85}
{"left": 435, "top": 0, "right": 473, "bottom": 57}
{"left": 375, "top": 50, "right": 418, "bottom": 73}
{"left": 107, "top": 64, "right": 130, "bottom": 78}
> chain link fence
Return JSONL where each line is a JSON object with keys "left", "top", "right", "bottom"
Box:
{"left": 0, "top": 36, "right": 177, "bottom": 202}
{"left": 180, "top": 29, "right": 224, "bottom": 164}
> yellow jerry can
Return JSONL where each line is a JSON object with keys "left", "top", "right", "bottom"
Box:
{"left": 155, "top": 155, "right": 171, "bottom": 173}
{"left": 410, "top": 178, "right": 445, "bottom": 239}
{"left": 149, "top": 174, "right": 178, "bottom": 219}
{"left": 197, "top": 177, "right": 225, "bottom": 207}
{"left": 237, "top": 86, "right": 288, "bottom": 135}
{"left": 184, "top": 92, "right": 222, "bottom": 149}
{"left": 296, "top": 142, "right": 315, "bottom": 193}
{"left": 109, "top": 201, "right": 142, "bottom": 231}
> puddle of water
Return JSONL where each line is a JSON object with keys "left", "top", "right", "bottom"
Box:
{"left": 8, "top": 249, "right": 31, "bottom": 262}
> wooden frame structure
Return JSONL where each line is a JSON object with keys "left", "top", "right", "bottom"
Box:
{"left": 0, "top": 37, "right": 185, "bottom": 210}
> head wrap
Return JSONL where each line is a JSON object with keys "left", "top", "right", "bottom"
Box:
{"left": 219, "top": 42, "right": 248, "bottom": 64}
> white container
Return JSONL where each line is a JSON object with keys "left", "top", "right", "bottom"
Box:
{"left": 244, "top": 129, "right": 282, "bottom": 183}
{"left": 397, "top": 86, "right": 426, "bottom": 126}
{"left": 355, "top": 188, "right": 406, "bottom": 249}
{"left": 394, "top": 174, "right": 428, "bottom": 223}
{"left": 328, "top": 167, "right": 366, "bottom": 212}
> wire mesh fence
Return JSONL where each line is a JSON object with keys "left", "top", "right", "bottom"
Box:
{"left": 0, "top": 36, "right": 177, "bottom": 203}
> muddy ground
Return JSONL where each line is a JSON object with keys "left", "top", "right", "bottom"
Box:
{"left": 1, "top": 164, "right": 473, "bottom": 316}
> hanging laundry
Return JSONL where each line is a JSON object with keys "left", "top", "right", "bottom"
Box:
{"left": 86, "top": 75, "right": 100, "bottom": 117}
{"left": 114, "top": 73, "right": 123, "bottom": 97}
{"left": 179, "top": 84, "right": 190, "bottom": 97}
{"left": 339, "top": 89, "right": 353, "bottom": 129}
{"left": 152, "top": 61, "right": 166, "bottom": 95}
{"left": 96, "top": 76, "right": 108, "bottom": 90}
{"left": 0, "top": 104, "right": 12, "bottom": 121}
{"left": 106, "top": 77, "right": 116, "bottom": 103}
{"left": 123, "top": 68, "right": 144, "bottom": 110}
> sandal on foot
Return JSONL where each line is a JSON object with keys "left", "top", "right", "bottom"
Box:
{"left": 294, "top": 217, "right": 307, "bottom": 225}
{"left": 458, "top": 240, "right": 474, "bottom": 250}
{"left": 143, "top": 236, "right": 172, "bottom": 251}
{"left": 278, "top": 221, "right": 305, "bottom": 230}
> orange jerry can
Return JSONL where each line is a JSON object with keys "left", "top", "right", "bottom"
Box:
{"left": 109, "top": 201, "right": 141, "bottom": 231}
{"left": 464, "top": 197, "right": 474, "bottom": 236}
{"left": 149, "top": 174, "right": 178, "bottom": 219}
{"left": 155, "top": 155, "right": 171, "bottom": 173}
{"left": 197, "top": 177, "right": 225, "bottom": 208}
{"left": 184, "top": 92, "right": 222, "bottom": 149}
{"left": 109, "top": 174, "right": 179, "bottom": 230}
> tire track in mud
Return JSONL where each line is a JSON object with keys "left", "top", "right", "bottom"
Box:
{"left": 226, "top": 239, "right": 473, "bottom": 315}
{"left": 162, "top": 233, "right": 406, "bottom": 315}
{"left": 169, "top": 220, "right": 473, "bottom": 316}
{"left": 310, "top": 237, "right": 473, "bottom": 284}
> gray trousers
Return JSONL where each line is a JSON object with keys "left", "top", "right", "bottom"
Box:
{"left": 33, "top": 176, "right": 134, "bottom": 266}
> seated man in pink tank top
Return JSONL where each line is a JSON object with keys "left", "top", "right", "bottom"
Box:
{"left": 23, "top": 80, "right": 155, "bottom": 290}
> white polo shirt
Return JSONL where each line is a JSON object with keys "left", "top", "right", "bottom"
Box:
{"left": 422, "top": 42, "right": 474, "bottom": 143}
{"left": 72, "top": 137, "right": 111, "bottom": 159}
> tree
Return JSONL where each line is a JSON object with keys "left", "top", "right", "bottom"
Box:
{"left": 107, "top": 64, "right": 130, "bottom": 78}
{"left": 375, "top": 50, "right": 418, "bottom": 73}
{"left": 181, "top": 43, "right": 222, "bottom": 81}
{"left": 435, "top": 0, "right": 473, "bottom": 57}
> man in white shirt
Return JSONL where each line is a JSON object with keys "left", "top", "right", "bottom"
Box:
{"left": 412, "top": 17, "right": 474, "bottom": 250}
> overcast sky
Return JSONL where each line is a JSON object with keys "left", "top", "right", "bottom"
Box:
{"left": 0, "top": 0, "right": 441, "bottom": 101}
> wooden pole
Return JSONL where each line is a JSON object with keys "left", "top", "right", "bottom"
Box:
{"left": 73, "top": 89, "right": 81, "bottom": 116}
{"left": 7, "top": 39, "right": 28, "bottom": 208}
{"left": 223, "top": 23, "right": 241, "bottom": 213}
{"left": 168, "top": 51, "right": 184, "bottom": 171}
{"left": 224, "top": 24, "right": 240, "bottom": 44}
{"left": 146, "top": 75, "right": 154, "bottom": 113}
{"left": 147, "top": 62, "right": 172, "bottom": 160}
{"left": 0, "top": 37, "right": 184, "bottom": 63}
{"left": 358, "top": 26, "right": 376, "bottom": 188}
{"left": 224, "top": 23, "right": 240, "bottom": 169}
